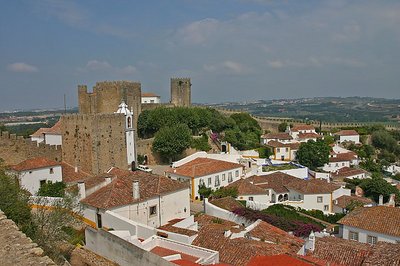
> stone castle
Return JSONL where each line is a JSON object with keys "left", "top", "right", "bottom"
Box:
{"left": 62, "top": 78, "right": 192, "bottom": 174}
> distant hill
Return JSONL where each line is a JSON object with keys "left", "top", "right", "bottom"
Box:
{"left": 202, "top": 97, "right": 400, "bottom": 123}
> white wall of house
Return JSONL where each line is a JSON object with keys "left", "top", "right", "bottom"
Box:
{"left": 332, "top": 187, "right": 351, "bottom": 200}
{"left": 14, "top": 165, "right": 62, "bottom": 195}
{"left": 273, "top": 147, "right": 291, "bottom": 161}
{"left": 343, "top": 172, "right": 367, "bottom": 179}
{"left": 323, "top": 161, "right": 351, "bottom": 172}
{"left": 83, "top": 188, "right": 190, "bottom": 228}
{"left": 341, "top": 225, "right": 400, "bottom": 244}
{"left": 31, "top": 135, "right": 44, "bottom": 144}
{"left": 288, "top": 189, "right": 332, "bottom": 213}
{"left": 237, "top": 194, "right": 269, "bottom": 204}
{"left": 309, "top": 170, "right": 331, "bottom": 180}
{"left": 44, "top": 133, "right": 62, "bottom": 146}
{"left": 258, "top": 166, "right": 309, "bottom": 179}
{"left": 339, "top": 135, "right": 360, "bottom": 144}
{"left": 169, "top": 167, "right": 243, "bottom": 200}
{"left": 141, "top": 96, "right": 160, "bottom": 104}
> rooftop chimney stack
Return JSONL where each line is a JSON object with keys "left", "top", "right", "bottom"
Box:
{"left": 379, "top": 194, "right": 384, "bottom": 205}
{"left": 78, "top": 181, "right": 86, "bottom": 200}
{"left": 133, "top": 180, "right": 140, "bottom": 200}
{"left": 388, "top": 193, "right": 396, "bottom": 207}
{"left": 74, "top": 165, "right": 78, "bottom": 173}
{"left": 105, "top": 176, "right": 112, "bottom": 185}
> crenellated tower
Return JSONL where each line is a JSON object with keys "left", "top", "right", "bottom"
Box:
{"left": 170, "top": 78, "right": 191, "bottom": 107}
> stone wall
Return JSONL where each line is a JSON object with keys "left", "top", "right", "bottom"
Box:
{"left": 170, "top": 78, "right": 191, "bottom": 107}
{"left": 61, "top": 114, "right": 128, "bottom": 175}
{"left": 0, "top": 131, "right": 61, "bottom": 166}
{"left": 0, "top": 210, "right": 56, "bottom": 265}
{"left": 141, "top": 102, "right": 175, "bottom": 111}
{"left": 78, "top": 81, "right": 142, "bottom": 129}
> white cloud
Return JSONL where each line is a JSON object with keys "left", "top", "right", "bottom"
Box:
{"left": 7, "top": 62, "right": 39, "bottom": 73}
{"left": 177, "top": 18, "right": 220, "bottom": 45}
{"left": 204, "top": 60, "right": 251, "bottom": 75}
{"left": 78, "top": 60, "right": 137, "bottom": 75}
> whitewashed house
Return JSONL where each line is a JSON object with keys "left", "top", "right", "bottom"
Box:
{"left": 30, "top": 120, "right": 62, "bottom": 146}
{"left": 265, "top": 140, "right": 300, "bottom": 161}
{"left": 289, "top": 125, "right": 322, "bottom": 142}
{"left": 323, "top": 151, "right": 359, "bottom": 172}
{"left": 80, "top": 167, "right": 190, "bottom": 228}
{"left": 260, "top": 132, "right": 293, "bottom": 145}
{"left": 166, "top": 158, "right": 243, "bottom": 201}
{"left": 332, "top": 167, "right": 369, "bottom": 181}
{"left": 335, "top": 130, "right": 360, "bottom": 144}
{"left": 332, "top": 195, "right": 374, "bottom": 214}
{"left": 338, "top": 206, "right": 400, "bottom": 244}
{"left": 141, "top": 93, "right": 161, "bottom": 104}
{"left": 225, "top": 178, "right": 269, "bottom": 203}
{"left": 8, "top": 157, "right": 62, "bottom": 195}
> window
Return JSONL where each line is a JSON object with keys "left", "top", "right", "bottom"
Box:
{"left": 235, "top": 170, "right": 239, "bottom": 177}
{"left": 150, "top": 100, "right": 154, "bottom": 103}
{"left": 342, "top": 162, "right": 345, "bottom": 166}
{"left": 29, "top": 171, "right": 32, "bottom": 174}
{"left": 222, "top": 174, "right": 226, "bottom": 181}
{"left": 349, "top": 231, "right": 359, "bottom": 241}
{"left": 228, "top": 172, "right": 233, "bottom": 183}
{"left": 40, "top": 180, "right": 46, "bottom": 187}
{"left": 208, "top": 177, "right": 212, "bottom": 186}
{"left": 298, "top": 195, "right": 301, "bottom": 200}
{"left": 215, "top": 176, "right": 220, "bottom": 187}
{"left": 367, "top": 235, "right": 377, "bottom": 245}
{"left": 317, "top": 196, "right": 323, "bottom": 203}
{"left": 127, "top": 117, "right": 132, "bottom": 128}
{"left": 248, "top": 197, "right": 254, "bottom": 201}
{"left": 200, "top": 179, "right": 205, "bottom": 186}
{"left": 49, "top": 168, "right": 54, "bottom": 174}
{"left": 285, "top": 148, "right": 289, "bottom": 152}
{"left": 96, "top": 213, "right": 102, "bottom": 228}
{"left": 324, "top": 205, "right": 329, "bottom": 211}
{"left": 277, "top": 148, "right": 280, "bottom": 152}
{"left": 149, "top": 205, "right": 157, "bottom": 217}
{"left": 335, "top": 163, "right": 339, "bottom": 167}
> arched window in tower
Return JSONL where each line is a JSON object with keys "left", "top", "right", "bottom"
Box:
{"left": 127, "top": 117, "right": 132, "bottom": 128}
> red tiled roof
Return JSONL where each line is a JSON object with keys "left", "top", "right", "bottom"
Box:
{"left": 10, "top": 157, "right": 60, "bottom": 171}
{"left": 226, "top": 179, "right": 267, "bottom": 195}
{"left": 167, "top": 158, "right": 242, "bottom": 178}
{"left": 362, "top": 242, "right": 400, "bottom": 266}
{"left": 247, "top": 172, "right": 297, "bottom": 193}
{"left": 332, "top": 167, "right": 367, "bottom": 179}
{"left": 247, "top": 254, "right": 313, "bottom": 266}
{"left": 46, "top": 120, "right": 62, "bottom": 134}
{"left": 308, "top": 236, "right": 371, "bottom": 266}
{"left": 192, "top": 214, "right": 304, "bottom": 266}
{"left": 266, "top": 140, "right": 301, "bottom": 150}
{"left": 262, "top": 133, "right": 293, "bottom": 140}
{"left": 329, "top": 152, "right": 357, "bottom": 163}
{"left": 291, "top": 125, "right": 315, "bottom": 132}
{"left": 338, "top": 206, "right": 400, "bottom": 237}
{"left": 30, "top": 128, "right": 48, "bottom": 137}
{"left": 209, "top": 197, "right": 245, "bottom": 212}
{"left": 142, "top": 92, "right": 160, "bottom": 97}
{"left": 285, "top": 179, "right": 340, "bottom": 194}
{"left": 334, "top": 195, "right": 374, "bottom": 209}
{"left": 150, "top": 246, "right": 198, "bottom": 262}
{"left": 335, "top": 130, "right": 359, "bottom": 136}
{"left": 61, "top": 161, "right": 92, "bottom": 183}
{"left": 297, "top": 133, "right": 322, "bottom": 139}
{"left": 81, "top": 169, "right": 189, "bottom": 209}
{"left": 172, "top": 259, "right": 201, "bottom": 266}
{"left": 158, "top": 219, "right": 198, "bottom": 237}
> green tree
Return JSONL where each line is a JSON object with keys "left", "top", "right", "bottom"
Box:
{"left": 371, "top": 130, "right": 397, "bottom": 152}
{"left": 37, "top": 181, "right": 66, "bottom": 197}
{"left": 278, "top": 122, "right": 288, "bottom": 132}
{"left": 211, "top": 187, "right": 238, "bottom": 199}
{"left": 198, "top": 184, "right": 212, "bottom": 198}
{"left": 152, "top": 123, "right": 192, "bottom": 162}
{"left": 323, "top": 135, "right": 335, "bottom": 145}
{"left": 258, "top": 146, "right": 272, "bottom": 158}
{"left": 191, "top": 134, "right": 211, "bottom": 151}
{"left": 360, "top": 174, "right": 400, "bottom": 203}
{"left": 296, "top": 140, "right": 330, "bottom": 170}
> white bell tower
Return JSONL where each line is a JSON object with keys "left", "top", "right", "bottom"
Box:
{"left": 115, "top": 101, "right": 136, "bottom": 169}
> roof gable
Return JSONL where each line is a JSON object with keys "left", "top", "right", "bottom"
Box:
{"left": 169, "top": 158, "right": 242, "bottom": 178}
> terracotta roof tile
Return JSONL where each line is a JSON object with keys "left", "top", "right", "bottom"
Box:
{"left": 209, "top": 197, "right": 245, "bottom": 212}
{"left": 329, "top": 152, "right": 358, "bottom": 163}
{"left": 81, "top": 168, "right": 188, "bottom": 209}
{"left": 10, "top": 157, "right": 60, "bottom": 171}
{"left": 247, "top": 254, "right": 314, "bottom": 266}
{"left": 297, "top": 133, "right": 322, "bottom": 139}
{"left": 338, "top": 206, "right": 400, "bottom": 237}
{"left": 247, "top": 172, "right": 297, "bottom": 193}
{"left": 291, "top": 125, "right": 316, "bottom": 132}
{"left": 192, "top": 214, "right": 304, "bottom": 266}
{"left": 262, "top": 133, "right": 293, "bottom": 140}
{"left": 46, "top": 120, "right": 62, "bottom": 134}
{"left": 309, "top": 236, "right": 371, "bottom": 266}
{"left": 30, "top": 128, "right": 48, "bottom": 137}
{"left": 225, "top": 179, "right": 267, "bottom": 195}
{"left": 332, "top": 167, "right": 367, "bottom": 179}
{"left": 167, "top": 158, "right": 242, "bottom": 178}
{"left": 266, "top": 140, "right": 301, "bottom": 150}
{"left": 363, "top": 242, "right": 400, "bottom": 266}
{"left": 141, "top": 92, "right": 160, "bottom": 97}
{"left": 335, "top": 130, "right": 359, "bottom": 136}
{"left": 285, "top": 179, "right": 340, "bottom": 194}
{"left": 61, "top": 161, "right": 92, "bottom": 183}
{"left": 334, "top": 195, "right": 374, "bottom": 209}
{"left": 158, "top": 219, "right": 198, "bottom": 237}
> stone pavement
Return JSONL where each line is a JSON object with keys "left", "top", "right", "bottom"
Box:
{"left": 0, "top": 210, "right": 56, "bottom": 266}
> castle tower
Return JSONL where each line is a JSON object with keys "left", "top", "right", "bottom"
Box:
{"left": 170, "top": 78, "right": 191, "bottom": 107}
{"left": 115, "top": 101, "right": 137, "bottom": 169}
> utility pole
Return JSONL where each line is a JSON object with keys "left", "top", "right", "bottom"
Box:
{"left": 64, "top": 94, "right": 67, "bottom": 114}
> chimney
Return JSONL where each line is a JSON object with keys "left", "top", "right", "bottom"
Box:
{"left": 355, "top": 186, "right": 364, "bottom": 197}
{"left": 105, "top": 176, "right": 112, "bottom": 185}
{"left": 379, "top": 194, "right": 384, "bottom": 205}
{"left": 308, "top": 231, "right": 315, "bottom": 252}
{"left": 388, "top": 194, "right": 396, "bottom": 207}
{"left": 74, "top": 165, "right": 78, "bottom": 173}
{"left": 133, "top": 180, "right": 140, "bottom": 200}
{"left": 78, "top": 181, "right": 86, "bottom": 200}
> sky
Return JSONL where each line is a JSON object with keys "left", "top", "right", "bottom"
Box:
{"left": 1, "top": 0, "right": 400, "bottom": 111}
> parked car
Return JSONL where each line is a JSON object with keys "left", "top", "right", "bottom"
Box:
{"left": 137, "top": 165, "right": 153, "bottom": 173}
